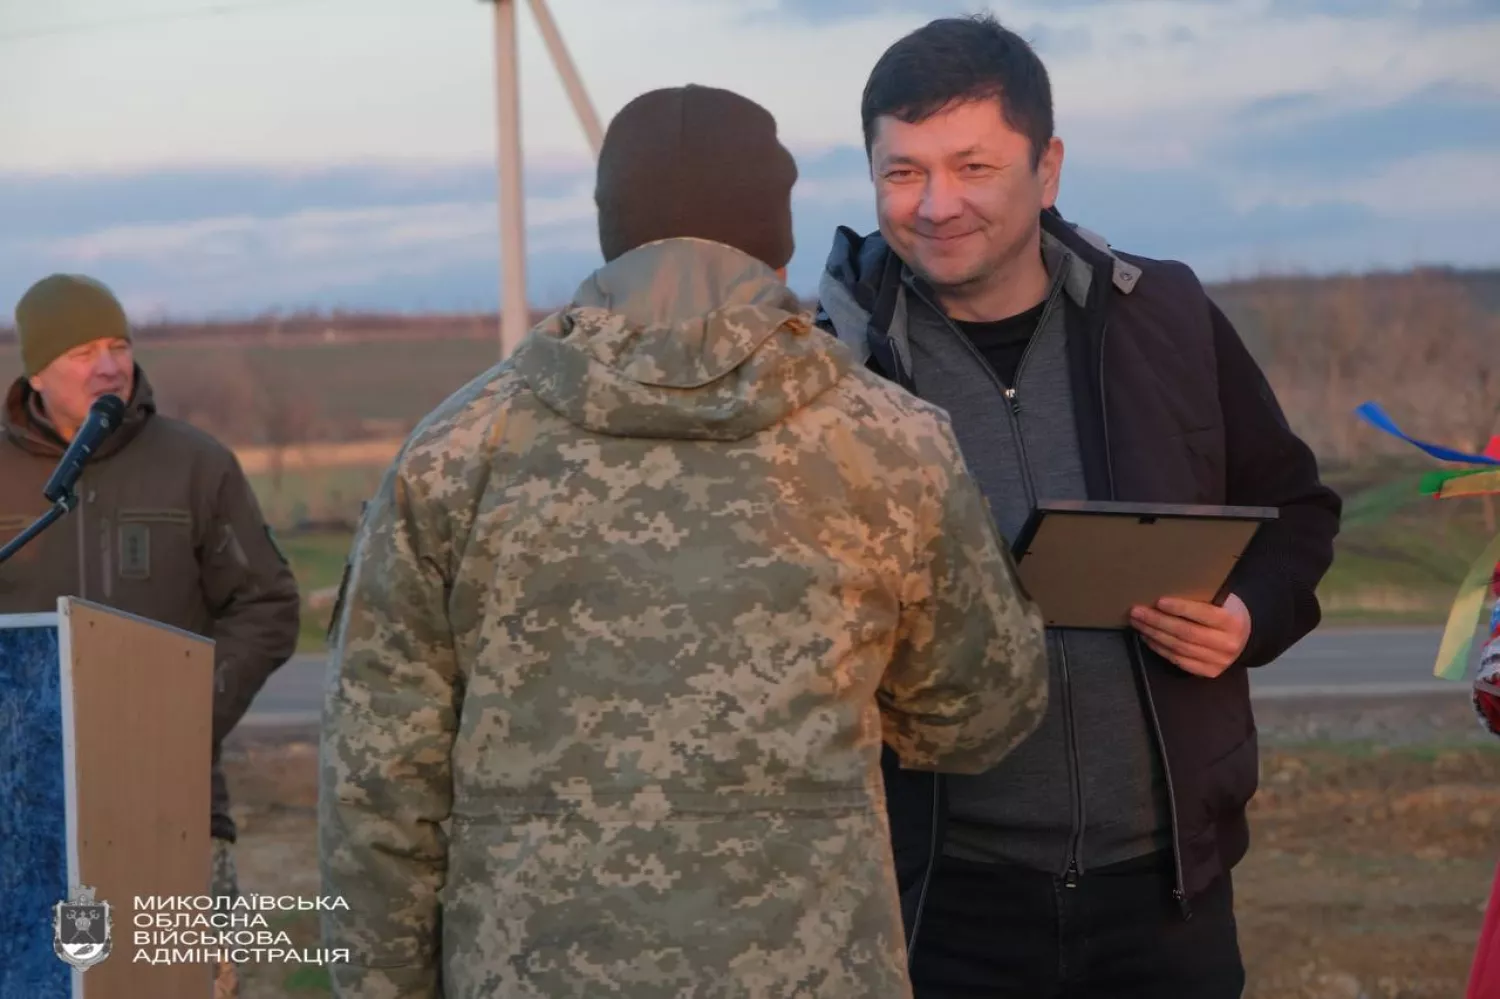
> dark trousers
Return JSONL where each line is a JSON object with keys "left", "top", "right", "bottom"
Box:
{"left": 908, "top": 853, "right": 1244, "bottom": 999}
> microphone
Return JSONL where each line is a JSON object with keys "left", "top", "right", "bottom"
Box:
{"left": 42, "top": 394, "right": 127, "bottom": 504}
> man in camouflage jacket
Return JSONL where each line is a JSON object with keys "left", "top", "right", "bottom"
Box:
{"left": 319, "top": 85, "right": 1048, "bottom": 998}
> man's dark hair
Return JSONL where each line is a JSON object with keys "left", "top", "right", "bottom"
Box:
{"left": 861, "top": 13, "right": 1053, "bottom": 167}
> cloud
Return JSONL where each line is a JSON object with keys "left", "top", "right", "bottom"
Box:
{"left": 0, "top": 161, "right": 588, "bottom": 237}
{"left": 4, "top": 0, "right": 1496, "bottom": 177}
{"left": 2, "top": 0, "right": 1497, "bottom": 315}
{"left": 0, "top": 154, "right": 874, "bottom": 316}
{"left": 5, "top": 119, "right": 1496, "bottom": 323}
{"left": 1225, "top": 148, "right": 1500, "bottom": 218}
{"left": 0, "top": 171, "right": 602, "bottom": 317}
{"left": 764, "top": 0, "right": 965, "bottom": 24}
{"left": 1213, "top": 85, "right": 1500, "bottom": 178}
{"left": 1263, "top": 0, "right": 1497, "bottom": 24}
{"left": 788, "top": 140, "right": 1500, "bottom": 285}
{"left": 1001, "top": 0, "right": 1499, "bottom": 167}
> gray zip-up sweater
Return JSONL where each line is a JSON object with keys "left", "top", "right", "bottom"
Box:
{"left": 820, "top": 231, "right": 1170, "bottom": 877}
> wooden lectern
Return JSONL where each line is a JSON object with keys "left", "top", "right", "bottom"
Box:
{"left": 0, "top": 598, "right": 214, "bottom": 999}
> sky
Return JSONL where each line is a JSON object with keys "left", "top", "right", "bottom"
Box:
{"left": 1, "top": 0, "right": 1498, "bottom": 318}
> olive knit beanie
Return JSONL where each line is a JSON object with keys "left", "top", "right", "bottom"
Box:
{"left": 15, "top": 274, "right": 132, "bottom": 377}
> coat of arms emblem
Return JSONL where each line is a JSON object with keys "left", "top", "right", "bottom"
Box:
{"left": 54, "top": 884, "right": 112, "bottom": 970}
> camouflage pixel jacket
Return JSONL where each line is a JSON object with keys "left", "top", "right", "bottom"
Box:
{"left": 318, "top": 238, "right": 1048, "bottom": 998}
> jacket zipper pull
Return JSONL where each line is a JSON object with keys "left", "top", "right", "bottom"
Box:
{"left": 1064, "top": 860, "right": 1079, "bottom": 889}
{"left": 1004, "top": 386, "right": 1021, "bottom": 415}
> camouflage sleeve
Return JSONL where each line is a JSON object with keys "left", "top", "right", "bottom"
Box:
{"left": 878, "top": 419, "right": 1048, "bottom": 774}
{"left": 318, "top": 463, "right": 460, "bottom": 999}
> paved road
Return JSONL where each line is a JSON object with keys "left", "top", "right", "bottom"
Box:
{"left": 1246, "top": 626, "right": 1465, "bottom": 699}
{"left": 242, "top": 625, "right": 1475, "bottom": 728}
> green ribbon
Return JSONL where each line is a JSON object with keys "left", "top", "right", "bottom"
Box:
{"left": 1420, "top": 470, "right": 1471, "bottom": 495}
{"left": 1419, "top": 468, "right": 1498, "bottom": 496}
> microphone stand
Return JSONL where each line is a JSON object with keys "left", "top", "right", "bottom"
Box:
{"left": 2, "top": 392, "right": 125, "bottom": 571}
{"left": 0, "top": 490, "right": 77, "bottom": 568}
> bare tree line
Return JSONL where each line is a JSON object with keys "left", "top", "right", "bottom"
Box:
{"left": 1238, "top": 270, "right": 1500, "bottom": 465}
{"left": 92, "top": 268, "right": 1500, "bottom": 481}
{"left": 152, "top": 349, "right": 329, "bottom": 495}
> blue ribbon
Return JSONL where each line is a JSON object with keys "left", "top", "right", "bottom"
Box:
{"left": 1355, "top": 402, "right": 1500, "bottom": 466}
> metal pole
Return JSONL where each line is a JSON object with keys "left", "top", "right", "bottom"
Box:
{"left": 526, "top": 0, "right": 604, "bottom": 157}
{"left": 492, "top": 0, "right": 528, "bottom": 358}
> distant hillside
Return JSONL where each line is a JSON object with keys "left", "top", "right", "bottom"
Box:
{"left": 0, "top": 307, "right": 554, "bottom": 347}
{"left": 2, "top": 266, "right": 1494, "bottom": 347}
{"left": 1207, "top": 267, "right": 1500, "bottom": 465}
{"left": 1208, "top": 266, "right": 1500, "bottom": 362}
{"left": 1, "top": 266, "right": 1496, "bottom": 463}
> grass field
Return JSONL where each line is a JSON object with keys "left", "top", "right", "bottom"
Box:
{"left": 277, "top": 531, "right": 358, "bottom": 651}
{"left": 1317, "top": 463, "right": 1496, "bottom": 625}
{"left": 249, "top": 466, "right": 387, "bottom": 530}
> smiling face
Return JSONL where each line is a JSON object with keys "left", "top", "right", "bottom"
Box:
{"left": 29, "top": 337, "right": 135, "bottom": 441}
{"left": 870, "top": 97, "right": 1063, "bottom": 317}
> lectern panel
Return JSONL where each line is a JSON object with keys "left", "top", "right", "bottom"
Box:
{"left": 0, "top": 617, "right": 72, "bottom": 999}
{"left": 69, "top": 599, "right": 213, "bottom": 925}
{"left": 0, "top": 602, "right": 214, "bottom": 999}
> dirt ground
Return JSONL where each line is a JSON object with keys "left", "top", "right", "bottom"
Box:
{"left": 219, "top": 692, "right": 1499, "bottom": 998}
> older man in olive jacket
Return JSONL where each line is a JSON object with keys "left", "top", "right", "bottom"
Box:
{"left": 0, "top": 273, "right": 301, "bottom": 998}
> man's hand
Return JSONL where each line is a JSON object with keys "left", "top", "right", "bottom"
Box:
{"left": 1129, "top": 594, "right": 1252, "bottom": 678}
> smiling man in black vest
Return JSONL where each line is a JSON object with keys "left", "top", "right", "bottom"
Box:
{"left": 815, "top": 13, "right": 1342, "bottom": 998}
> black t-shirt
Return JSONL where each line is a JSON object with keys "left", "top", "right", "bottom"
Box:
{"left": 951, "top": 298, "right": 1049, "bottom": 388}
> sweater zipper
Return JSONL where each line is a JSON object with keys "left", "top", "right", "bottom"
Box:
{"left": 1098, "top": 319, "right": 1192, "bottom": 919}
{"left": 915, "top": 272, "right": 1088, "bottom": 888}
{"left": 910, "top": 271, "right": 1067, "bottom": 510}
{"left": 997, "top": 314, "right": 1092, "bottom": 886}
{"left": 1059, "top": 639, "right": 1085, "bottom": 888}
{"left": 994, "top": 265, "right": 1068, "bottom": 508}
{"left": 1000, "top": 338, "right": 1041, "bottom": 510}
{"left": 1133, "top": 637, "right": 1189, "bottom": 918}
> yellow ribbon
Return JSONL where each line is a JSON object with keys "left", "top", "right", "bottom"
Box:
{"left": 1436, "top": 470, "right": 1500, "bottom": 499}
{"left": 1433, "top": 531, "right": 1500, "bottom": 679}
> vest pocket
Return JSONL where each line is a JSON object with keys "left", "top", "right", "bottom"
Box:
{"left": 1205, "top": 727, "right": 1260, "bottom": 819}
{"left": 116, "top": 508, "right": 193, "bottom": 581}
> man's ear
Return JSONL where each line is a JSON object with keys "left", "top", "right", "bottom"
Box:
{"left": 775, "top": 267, "right": 788, "bottom": 282}
{"left": 1038, "top": 136, "right": 1065, "bottom": 210}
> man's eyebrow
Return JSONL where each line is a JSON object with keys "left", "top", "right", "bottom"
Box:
{"left": 877, "top": 145, "right": 990, "bottom": 167}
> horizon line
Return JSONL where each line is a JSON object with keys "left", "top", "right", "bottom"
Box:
{"left": 0, "top": 260, "right": 1496, "bottom": 333}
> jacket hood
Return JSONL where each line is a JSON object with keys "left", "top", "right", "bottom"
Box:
{"left": 816, "top": 210, "right": 1142, "bottom": 369}
{"left": 514, "top": 238, "right": 851, "bottom": 440}
{"left": 3, "top": 363, "right": 156, "bottom": 459}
